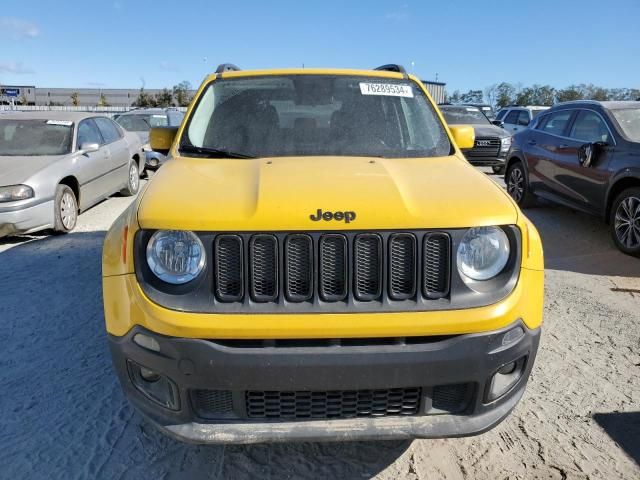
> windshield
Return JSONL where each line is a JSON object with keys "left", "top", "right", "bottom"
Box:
{"left": 183, "top": 75, "right": 451, "bottom": 158}
{"left": 440, "top": 107, "right": 490, "bottom": 125}
{"left": 611, "top": 108, "right": 640, "bottom": 142}
{"left": 0, "top": 119, "right": 73, "bottom": 156}
{"left": 115, "top": 114, "right": 168, "bottom": 132}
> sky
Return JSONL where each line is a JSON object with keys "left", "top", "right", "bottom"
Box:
{"left": 1, "top": 0, "right": 639, "bottom": 93}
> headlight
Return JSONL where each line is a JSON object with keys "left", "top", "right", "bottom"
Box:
{"left": 0, "top": 184, "right": 34, "bottom": 203}
{"left": 500, "top": 136, "right": 512, "bottom": 152}
{"left": 146, "top": 230, "right": 206, "bottom": 284}
{"left": 457, "top": 226, "right": 510, "bottom": 281}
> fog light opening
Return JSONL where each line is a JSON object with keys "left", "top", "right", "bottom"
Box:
{"left": 126, "top": 360, "right": 180, "bottom": 411}
{"left": 485, "top": 356, "right": 527, "bottom": 403}
{"left": 139, "top": 367, "right": 161, "bottom": 383}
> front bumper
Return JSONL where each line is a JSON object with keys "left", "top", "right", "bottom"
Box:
{"left": 109, "top": 320, "right": 540, "bottom": 444}
{"left": 0, "top": 200, "right": 54, "bottom": 237}
{"left": 144, "top": 151, "right": 167, "bottom": 171}
{"left": 462, "top": 152, "right": 508, "bottom": 167}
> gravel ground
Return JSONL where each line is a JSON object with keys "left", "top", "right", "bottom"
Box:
{"left": 1, "top": 172, "right": 638, "bottom": 479}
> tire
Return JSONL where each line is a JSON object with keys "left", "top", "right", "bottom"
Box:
{"left": 120, "top": 161, "right": 140, "bottom": 196}
{"left": 506, "top": 161, "right": 536, "bottom": 208}
{"left": 492, "top": 165, "right": 505, "bottom": 175}
{"left": 610, "top": 187, "right": 640, "bottom": 257}
{"left": 53, "top": 184, "right": 78, "bottom": 234}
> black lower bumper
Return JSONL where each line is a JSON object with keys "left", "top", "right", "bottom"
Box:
{"left": 108, "top": 321, "right": 540, "bottom": 444}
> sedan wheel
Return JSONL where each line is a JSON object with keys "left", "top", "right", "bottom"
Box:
{"left": 506, "top": 161, "right": 536, "bottom": 208}
{"left": 53, "top": 184, "right": 78, "bottom": 234}
{"left": 612, "top": 189, "right": 640, "bottom": 255}
{"left": 120, "top": 161, "right": 140, "bottom": 196}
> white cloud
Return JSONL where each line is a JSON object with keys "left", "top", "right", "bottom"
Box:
{"left": 113, "top": 1, "right": 123, "bottom": 10}
{"left": 0, "top": 18, "right": 40, "bottom": 39}
{"left": 385, "top": 12, "right": 409, "bottom": 22}
{"left": 159, "top": 61, "right": 180, "bottom": 72}
{"left": 0, "top": 62, "right": 35, "bottom": 75}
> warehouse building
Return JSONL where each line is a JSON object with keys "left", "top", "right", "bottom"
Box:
{"left": 3, "top": 79, "right": 447, "bottom": 107}
{"left": 1, "top": 86, "right": 195, "bottom": 107}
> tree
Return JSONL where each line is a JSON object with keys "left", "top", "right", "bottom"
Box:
{"left": 459, "top": 89, "right": 484, "bottom": 104}
{"left": 447, "top": 90, "right": 461, "bottom": 103}
{"left": 555, "top": 85, "right": 583, "bottom": 103}
{"left": 19, "top": 94, "right": 28, "bottom": 105}
{"left": 172, "top": 81, "right": 192, "bottom": 107}
{"left": 132, "top": 87, "right": 155, "bottom": 107}
{"left": 98, "top": 93, "right": 110, "bottom": 107}
{"left": 485, "top": 82, "right": 517, "bottom": 108}
{"left": 70, "top": 92, "right": 80, "bottom": 106}
{"left": 154, "top": 88, "right": 174, "bottom": 107}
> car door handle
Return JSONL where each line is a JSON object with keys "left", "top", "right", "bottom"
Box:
{"left": 558, "top": 144, "right": 569, "bottom": 149}
{"left": 527, "top": 140, "right": 537, "bottom": 146}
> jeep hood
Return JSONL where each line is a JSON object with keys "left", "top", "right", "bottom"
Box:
{"left": 137, "top": 155, "right": 518, "bottom": 230}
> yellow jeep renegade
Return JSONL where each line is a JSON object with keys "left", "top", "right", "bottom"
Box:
{"left": 102, "top": 64, "right": 544, "bottom": 444}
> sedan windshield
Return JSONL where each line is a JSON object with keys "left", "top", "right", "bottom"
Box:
{"left": 611, "top": 108, "right": 640, "bottom": 142}
{"left": 0, "top": 119, "right": 73, "bottom": 156}
{"left": 116, "top": 114, "right": 168, "bottom": 132}
{"left": 183, "top": 75, "right": 451, "bottom": 158}
{"left": 440, "top": 106, "right": 490, "bottom": 125}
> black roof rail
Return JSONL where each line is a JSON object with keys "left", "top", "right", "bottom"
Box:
{"left": 215, "top": 63, "right": 241, "bottom": 74}
{"left": 374, "top": 64, "right": 408, "bottom": 78}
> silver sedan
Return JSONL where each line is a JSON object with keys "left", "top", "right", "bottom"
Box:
{"left": 0, "top": 111, "right": 144, "bottom": 237}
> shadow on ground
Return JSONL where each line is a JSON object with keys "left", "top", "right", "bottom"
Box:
{"left": 593, "top": 412, "right": 640, "bottom": 466}
{"left": 0, "top": 232, "right": 410, "bottom": 479}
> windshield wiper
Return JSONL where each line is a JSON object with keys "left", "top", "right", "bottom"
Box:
{"left": 180, "top": 144, "right": 255, "bottom": 159}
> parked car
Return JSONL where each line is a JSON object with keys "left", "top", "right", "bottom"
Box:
{"left": 103, "top": 63, "right": 544, "bottom": 444}
{"left": 504, "top": 100, "right": 640, "bottom": 256}
{"left": 440, "top": 104, "right": 511, "bottom": 174}
{"left": 495, "top": 106, "right": 549, "bottom": 134}
{"left": 0, "top": 112, "right": 144, "bottom": 237}
{"left": 114, "top": 108, "right": 184, "bottom": 172}
{"left": 461, "top": 103, "right": 496, "bottom": 120}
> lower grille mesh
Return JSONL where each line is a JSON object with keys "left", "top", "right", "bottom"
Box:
{"left": 246, "top": 388, "right": 422, "bottom": 419}
{"left": 192, "top": 390, "right": 234, "bottom": 419}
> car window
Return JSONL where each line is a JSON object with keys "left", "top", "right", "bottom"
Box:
{"left": 184, "top": 75, "right": 451, "bottom": 158}
{"left": 0, "top": 119, "right": 73, "bottom": 156}
{"left": 77, "top": 119, "right": 103, "bottom": 148}
{"left": 569, "top": 110, "right": 611, "bottom": 143}
{"left": 540, "top": 111, "right": 573, "bottom": 136}
{"left": 495, "top": 110, "right": 508, "bottom": 121}
{"left": 517, "top": 111, "right": 530, "bottom": 126}
{"left": 94, "top": 117, "right": 121, "bottom": 144}
{"left": 504, "top": 110, "right": 520, "bottom": 124}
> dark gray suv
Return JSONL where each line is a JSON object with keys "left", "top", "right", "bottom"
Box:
{"left": 505, "top": 100, "right": 640, "bottom": 256}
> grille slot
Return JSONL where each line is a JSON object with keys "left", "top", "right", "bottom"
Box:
{"left": 250, "top": 235, "right": 278, "bottom": 302}
{"left": 389, "top": 234, "right": 417, "bottom": 300}
{"left": 285, "top": 235, "right": 313, "bottom": 302}
{"left": 214, "top": 235, "right": 244, "bottom": 302}
{"left": 192, "top": 390, "right": 234, "bottom": 419}
{"left": 423, "top": 233, "right": 450, "bottom": 299}
{"left": 354, "top": 234, "right": 383, "bottom": 300}
{"left": 319, "top": 235, "right": 348, "bottom": 301}
{"left": 246, "top": 388, "right": 422, "bottom": 419}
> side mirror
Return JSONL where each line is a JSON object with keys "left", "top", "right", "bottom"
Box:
{"left": 491, "top": 120, "right": 505, "bottom": 127}
{"left": 79, "top": 142, "right": 100, "bottom": 154}
{"left": 149, "top": 126, "right": 178, "bottom": 156}
{"left": 449, "top": 125, "right": 475, "bottom": 150}
{"left": 578, "top": 142, "right": 606, "bottom": 167}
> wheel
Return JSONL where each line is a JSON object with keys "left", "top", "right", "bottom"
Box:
{"left": 506, "top": 161, "right": 536, "bottom": 208}
{"left": 53, "top": 185, "right": 78, "bottom": 234}
{"left": 492, "top": 165, "right": 505, "bottom": 175}
{"left": 610, "top": 187, "right": 640, "bottom": 256}
{"left": 120, "top": 161, "right": 140, "bottom": 196}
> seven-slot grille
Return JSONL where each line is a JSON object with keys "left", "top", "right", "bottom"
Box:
{"left": 245, "top": 388, "right": 422, "bottom": 419}
{"left": 213, "top": 232, "right": 450, "bottom": 304}
{"left": 466, "top": 136, "right": 501, "bottom": 158}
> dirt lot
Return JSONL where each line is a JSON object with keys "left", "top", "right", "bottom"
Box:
{"left": 1, "top": 172, "right": 638, "bottom": 479}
